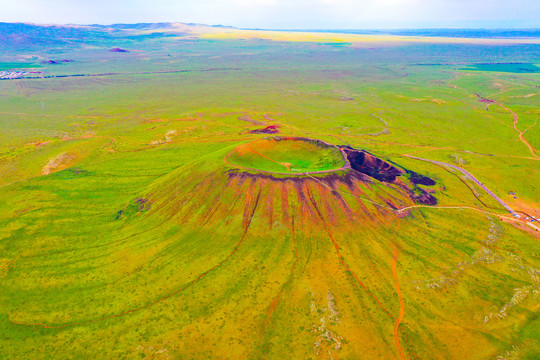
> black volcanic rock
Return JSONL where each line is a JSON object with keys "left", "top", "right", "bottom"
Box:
{"left": 410, "top": 189, "right": 438, "bottom": 205}
{"left": 342, "top": 148, "right": 404, "bottom": 182}
{"left": 407, "top": 170, "right": 436, "bottom": 186}
{"left": 250, "top": 125, "right": 280, "bottom": 134}
{"left": 339, "top": 145, "right": 437, "bottom": 206}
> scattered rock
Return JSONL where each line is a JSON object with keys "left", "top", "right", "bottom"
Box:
{"left": 450, "top": 154, "right": 466, "bottom": 165}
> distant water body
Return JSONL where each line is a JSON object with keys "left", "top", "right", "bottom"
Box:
{"left": 271, "top": 29, "right": 540, "bottom": 38}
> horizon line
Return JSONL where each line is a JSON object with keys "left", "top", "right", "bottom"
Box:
{"left": 1, "top": 21, "right": 540, "bottom": 32}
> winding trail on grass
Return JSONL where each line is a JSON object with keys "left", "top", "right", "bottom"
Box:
{"left": 448, "top": 74, "right": 539, "bottom": 160}
{"left": 494, "top": 100, "right": 540, "bottom": 160}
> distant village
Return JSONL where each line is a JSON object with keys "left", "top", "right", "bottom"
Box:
{"left": 0, "top": 70, "right": 42, "bottom": 79}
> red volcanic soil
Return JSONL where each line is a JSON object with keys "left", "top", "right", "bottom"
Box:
{"left": 109, "top": 47, "right": 129, "bottom": 53}
{"left": 250, "top": 125, "right": 280, "bottom": 134}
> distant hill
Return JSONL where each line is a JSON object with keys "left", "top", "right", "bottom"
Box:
{"left": 2, "top": 22, "right": 539, "bottom": 52}
{"left": 0, "top": 22, "right": 235, "bottom": 50}
{"left": 0, "top": 22, "right": 112, "bottom": 49}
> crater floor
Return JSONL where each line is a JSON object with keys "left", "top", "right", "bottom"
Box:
{"left": 226, "top": 137, "right": 348, "bottom": 174}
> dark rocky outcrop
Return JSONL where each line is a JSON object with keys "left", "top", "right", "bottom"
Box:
{"left": 339, "top": 145, "right": 437, "bottom": 205}
{"left": 410, "top": 189, "right": 438, "bottom": 205}
{"left": 407, "top": 170, "right": 436, "bottom": 186}
{"left": 340, "top": 146, "right": 404, "bottom": 182}
{"left": 250, "top": 125, "right": 280, "bottom": 134}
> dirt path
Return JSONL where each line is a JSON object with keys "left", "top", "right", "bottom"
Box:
{"left": 247, "top": 147, "right": 292, "bottom": 171}
{"left": 448, "top": 74, "right": 539, "bottom": 160}
{"left": 306, "top": 188, "right": 396, "bottom": 319}
{"left": 494, "top": 101, "right": 540, "bottom": 160}
{"left": 306, "top": 187, "right": 410, "bottom": 358}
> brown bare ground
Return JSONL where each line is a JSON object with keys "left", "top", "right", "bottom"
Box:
{"left": 41, "top": 152, "right": 77, "bottom": 175}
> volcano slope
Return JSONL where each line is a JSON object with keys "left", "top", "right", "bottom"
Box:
{"left": 2, "top": 136, "right": 538, "bottom": 359}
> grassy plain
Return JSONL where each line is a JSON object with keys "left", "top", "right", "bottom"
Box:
{"left": 0, "top": 25, "right": 539, "bottom": 359}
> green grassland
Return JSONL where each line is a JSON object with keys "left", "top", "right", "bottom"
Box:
{"left": 466, "top": 63, "right": 540, "bottom": 73}
{"left": 0, "top": 28, "right": 539, "bottom": 359}
{"left": 0, "top": 62, "right": 42, "bottom": 70}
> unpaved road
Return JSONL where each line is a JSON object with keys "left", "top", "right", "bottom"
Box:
{"left": 404, "top": 155, "right": 517, "bottom": 215}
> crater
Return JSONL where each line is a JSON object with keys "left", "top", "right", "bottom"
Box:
{"left": 226, "top": 137, "right": 437, "bottom": 205}
{"left": 226, "top": 137, "right": 347, "bottom": 174}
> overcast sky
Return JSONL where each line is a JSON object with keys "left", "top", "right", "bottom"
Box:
{"left": 1, "top": 0, "right": 539, "bottom": 29}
